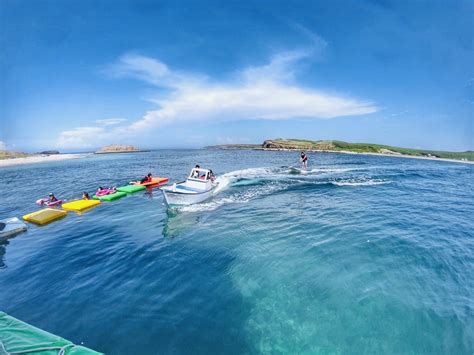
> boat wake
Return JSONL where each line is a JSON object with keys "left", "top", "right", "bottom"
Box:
{"left": 180, "top": 181, "right": 287, "bottom": 212}
{"left": 175, "top": 166, "right": 392, "bottom": 213}
{"left": 330, "top": 178, "right": 391, "bottom": 186}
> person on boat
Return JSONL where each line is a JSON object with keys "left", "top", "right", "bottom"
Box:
{"left": 300, "top": 151, "right": 308, "bottom": 170}
{"left": 48, "top": 193, "right": 58, "bottom": 202}
{"left": 140, "top": 173, "right": 152, "bottom": 184}
{"left": 208, "top": 169, "right": 216, "bottom": 182}
{"left": 192, "top": 165, "right": 200, "bottom": 178}
{"left": 82, "top": 192, "right": 90, "bottom": 200}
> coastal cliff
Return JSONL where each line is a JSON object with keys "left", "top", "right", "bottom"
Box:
{"left": 262, "top": 139, "right": 335, "bottom": 150}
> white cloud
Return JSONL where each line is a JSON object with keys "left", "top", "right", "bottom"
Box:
{"left": 0, "top": 140, "right": 6, "bottom": 150}
{"left": 107, "top": 53, "right": 205, "bottom": 89}
{"left": 95, "top": 118, "right": 127, "bottom": 126}
{"left": 125, "top": 51, "right": 377, "bottom": 131}
{"left": 57, "top": 51, "right": 378, "bottom": 148}
{"left": 241, "top": 50, "right": 310, "bottom": 83}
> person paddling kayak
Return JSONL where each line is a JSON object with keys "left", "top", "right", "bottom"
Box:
{"left": 48, "top": 193, "right": 58, "bottom": 203}
{"left": 300, "top": 151, "right": 308, "bottom": 170}
{"left": 140, "top": 173, "right": 152, "bottom": 184}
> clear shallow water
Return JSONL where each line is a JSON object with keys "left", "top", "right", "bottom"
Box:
{"left": 0, "top": 150, "right": 473, "bottom": 354}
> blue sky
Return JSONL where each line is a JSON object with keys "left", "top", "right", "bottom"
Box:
{"left": 1, "top": 0, "right": 473, "bottom": 152}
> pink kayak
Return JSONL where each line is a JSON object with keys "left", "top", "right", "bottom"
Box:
{"left": 36, "top": 198, "right": 64, "bottom": 207}
{"left": 95, "top": 188, "right": 116, "bottom": 196}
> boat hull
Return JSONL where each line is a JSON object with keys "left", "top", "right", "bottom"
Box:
{"left": 161, "top": 187, "right": 216, "bottom": 206}
{"left": 0, "top": 217, "right": 27, "bottom": 239}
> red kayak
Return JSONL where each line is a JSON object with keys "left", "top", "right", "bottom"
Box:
{"left": 131, "top": 177, "right": 169, "bottom": 187}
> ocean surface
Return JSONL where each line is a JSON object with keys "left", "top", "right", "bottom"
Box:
{"left": 0, "top": 150, "right": 473, "bottom": 354}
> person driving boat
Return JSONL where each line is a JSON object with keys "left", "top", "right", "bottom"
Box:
{"left": 192, "top": 165, "right": 200, "bottom": 178}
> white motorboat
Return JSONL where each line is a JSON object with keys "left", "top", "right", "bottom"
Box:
{"left": 160, "top": 168, "right": 218, "bottom": 206}
{"left": 0, "top": 217, "right": 27, "bottom": 239}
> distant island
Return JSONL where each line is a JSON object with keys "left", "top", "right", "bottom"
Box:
{"left": 205, "top": 139, "right": 474, "bottom": 162}
{"left": 95, "top": 144, "right": 149, "bottom": 154}
{"left": 37, "top": 150, "right": 60, "bottom": 155}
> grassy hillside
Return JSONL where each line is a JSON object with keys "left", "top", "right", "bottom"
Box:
{"left": 331, "top": 141, "right": 474, "bottom": 160}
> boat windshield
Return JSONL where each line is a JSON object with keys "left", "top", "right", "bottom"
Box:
{"left": 189, "top": 168, "right": 210, "bottom": 181}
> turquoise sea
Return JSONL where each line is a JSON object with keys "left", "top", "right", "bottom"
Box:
{"left": 0, "top": 150, "right": 473, "bottom": 354}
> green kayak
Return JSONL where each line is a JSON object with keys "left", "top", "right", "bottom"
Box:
{"left": 92, "top": 191, "right": 127, "bottom": 201}
{"left": 116, "top": 184, "right": 146, "bottom": 194}
{"left": 0, "top": 312, "right": 101, "bottom": 354}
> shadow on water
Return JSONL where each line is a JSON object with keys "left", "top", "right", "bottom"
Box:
{"left": 162, "top": 208, "right": 202, "bottom": 239}
{"left": 0, "top": 240, "right": 8, "bottom": 269}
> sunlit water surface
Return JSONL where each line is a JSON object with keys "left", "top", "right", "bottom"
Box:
{"left": 0, "top": 150, "right": 473, "bottom": 354}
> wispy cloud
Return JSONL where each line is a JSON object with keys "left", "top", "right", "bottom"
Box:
{"left": 95, "top": 118, "right": 127, "bottom": 126}
{"left": 106, "top": 53, "right": 205, "bottom": 89}
{"left": 292, "top": 23, "right": 328, "bottom": 60}
{"left": 0, "top": 140, "right": 6, "bottom": 150}
{"left": 57, "top": 51, "right": 378, "bottom": 148}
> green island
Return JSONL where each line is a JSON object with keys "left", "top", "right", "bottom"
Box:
{"left": 95, "top": 144, "right": 149, "bottom": 154}
{"left": 206, "top": 139, "right": 474, "bottom": 162}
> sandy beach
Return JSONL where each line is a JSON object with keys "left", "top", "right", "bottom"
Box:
{"left": 0, "top": 153, "right": 91, "bottom": 168}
